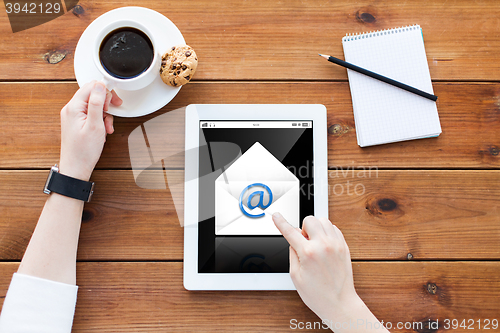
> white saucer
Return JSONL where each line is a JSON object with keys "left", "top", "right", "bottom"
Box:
{"left": 74, "top": 7, "right": 185, "bottom": 117}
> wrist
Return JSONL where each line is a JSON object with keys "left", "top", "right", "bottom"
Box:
{"left": 58, "top": 160, "right": 93, "bottom": 182}
{"left": 324, "top": 294, "right": 379, "bottom": 332}
{"left": 334, "top": 293, "right": 365, "bottom": 318}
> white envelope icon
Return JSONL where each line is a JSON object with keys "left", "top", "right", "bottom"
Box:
{"left": 215, "top": 142, "right": 299, "bottom": 235}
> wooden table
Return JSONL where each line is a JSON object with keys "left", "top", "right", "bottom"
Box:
{"left": 1, "top": 0, "right": 499, "bottom": 331}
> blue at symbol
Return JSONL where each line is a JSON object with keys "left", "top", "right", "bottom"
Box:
{"left": 239, "top": 183, "right": 273, "bottom": 218}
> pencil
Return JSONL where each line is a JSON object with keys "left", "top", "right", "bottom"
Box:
{"left": 319, "top": 54, "right": 438, "bottom": 102}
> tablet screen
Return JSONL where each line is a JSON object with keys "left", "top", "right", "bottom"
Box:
{"left": 198, "top": 120, "right": 314, "bottom": 273}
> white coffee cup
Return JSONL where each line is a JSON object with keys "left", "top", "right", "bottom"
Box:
{"left": 93, "top": 20, "right": 160, "bottom": 91}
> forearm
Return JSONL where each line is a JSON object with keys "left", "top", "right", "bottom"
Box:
{"left": 324, "top": 295, "right": 390, "bottom": 333}
{"left": 18, "top": 191, "right": 84, "bottom": 285}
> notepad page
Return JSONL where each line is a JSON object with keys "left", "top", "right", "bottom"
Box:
{"left": 342, "top": 25, "right": 441, "bottom": 147}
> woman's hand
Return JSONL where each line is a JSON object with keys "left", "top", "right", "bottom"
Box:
{"left": 59, "top": 81, "right": 122, "bottom": 181}
{"left": 272, "top": 214, "right": 359, "bottom": 320}
{"left": 272, "top": 214, "right": 388, "bottom": 332}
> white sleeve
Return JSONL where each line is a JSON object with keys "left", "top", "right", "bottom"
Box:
{"left": 0, "top": 273, "right": 78, "bottom": 333}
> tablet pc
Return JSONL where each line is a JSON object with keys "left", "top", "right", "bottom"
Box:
{"left": 184, "top": 104, "right": 328, "bottom": 290}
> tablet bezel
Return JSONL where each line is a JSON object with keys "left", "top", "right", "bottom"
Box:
{"left": 184, "top": 104, "right": 328, "bottom": 290}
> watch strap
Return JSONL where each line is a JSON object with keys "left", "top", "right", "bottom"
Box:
{"left": 46, "top": 171, "right": 94, "bottom": 202}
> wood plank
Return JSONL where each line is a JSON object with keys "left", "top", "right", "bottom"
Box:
{"left": 331, "top": 170, "right": 500, "bottom": 260}
{"left": 0, "top": 170, "right": 498, "bottom": 261}
{"left": 0, "top": 82, "right": 499, "bottom": 169}
{"left": 0, "top": 1, "right": 499, "bottom": 81}
{"left": 0, "top": 170, "right": 181, "bottom": 261}
{"left": 0, "top": 262, "right": 498, "bottom": 332}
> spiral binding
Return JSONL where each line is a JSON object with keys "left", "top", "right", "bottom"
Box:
{"left": 342, "top": 25, "right": 421, "bottom": 43}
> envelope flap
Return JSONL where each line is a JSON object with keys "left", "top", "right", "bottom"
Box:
{"left": 215, "top": 142, "right": 299, "bottom": 183}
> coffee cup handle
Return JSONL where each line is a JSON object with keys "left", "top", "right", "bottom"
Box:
{"left": 100, "top": 77, "right": 115, "bottom": 91}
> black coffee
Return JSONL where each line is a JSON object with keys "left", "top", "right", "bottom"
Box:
{"left": 99, "top": 27, "right": 154, "bottom": 79}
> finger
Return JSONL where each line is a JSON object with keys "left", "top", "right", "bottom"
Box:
{"left": 332, "top": 224, "right": 346, "bottom": 242}
{"left": 103, "top": 91, "right": 112, "bottom": 112}
{"left": 318, "top": 217, "right": 336, "bottom": 237}
{"left": 272, "top": 212, "right": 307, "bottom": 250}
{"left": 110, "top": 90, "right": 123, "bottom": 106}
{"left": 302, "top": 215, "right": 326, "bottom": 239}
{"left": 67, "top": 81, "right": 96, "bottom": 110}
{"left": 87, "top": 82, "right": 107, "bottom": 126}
{"left": 301, "top": 227, "right": 309, "bottom": 240}
{"left": 289, "top": 246, "right": 300, "bottom": 278}
{"left": 104, "top": 113, "right": 114, "bottom": 134}
{"left": 332, "top": 225, "right": 350, "bottom": 257}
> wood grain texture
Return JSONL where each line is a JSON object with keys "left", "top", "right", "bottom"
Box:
{"left": 1, "top": 170, "right": 498, "bottom": 261}
{"left": 0, "top": 82, "right": 499, "bottom": 169}
{"left": 1, "top": 0, "right": 498, "bottom": 330}
{"left": 0, "top": 262, "right": 498, "bottom": 332}
{"left": 0, "top": 170, "right": 181, "bottom": 261}
{"left": 0, "top": 1, "right": 499, "bottom": 81}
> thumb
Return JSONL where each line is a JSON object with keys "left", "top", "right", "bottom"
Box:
{"left": 87, "top": 82, "right": 107, "bottom": 126}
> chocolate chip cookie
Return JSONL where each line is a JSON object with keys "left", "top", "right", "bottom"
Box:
{"left": 160, "top": 45, "right": 198, "bottom": 87}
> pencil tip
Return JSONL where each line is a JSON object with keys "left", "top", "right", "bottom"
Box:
{"left": 318, "top": 54, "right": 329, "bottom": 59}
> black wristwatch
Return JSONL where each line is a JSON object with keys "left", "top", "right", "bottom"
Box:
{"left": 43, "top": 164, "right": 95, "bottom": 202}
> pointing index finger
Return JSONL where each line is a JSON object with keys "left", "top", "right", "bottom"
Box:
{"left": 272, "top": 212, "right": 306, "bottom": 250}
{"left": 110, "top": 90, "right": 123, "bottom": 106}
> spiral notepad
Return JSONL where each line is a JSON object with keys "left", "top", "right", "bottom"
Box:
{"left": 342, "top": 25, "right": 441, "bottom": 147}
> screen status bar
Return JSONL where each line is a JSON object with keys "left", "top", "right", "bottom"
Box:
{"left": 200, "top": 121, "right": 312, "bottom": 129}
